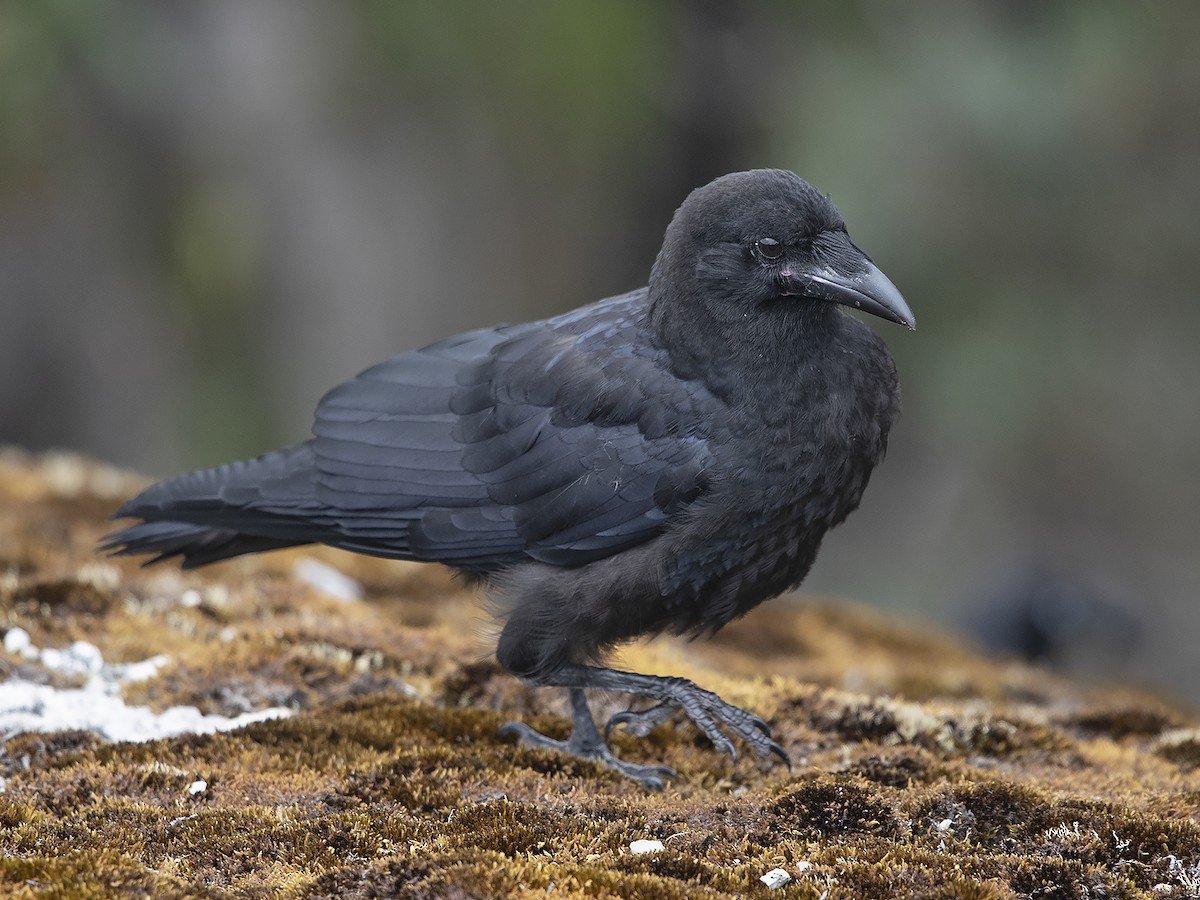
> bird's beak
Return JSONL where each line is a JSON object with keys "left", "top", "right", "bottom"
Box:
{"left": 780, "top": 233, "right": 916, "bottom": 330}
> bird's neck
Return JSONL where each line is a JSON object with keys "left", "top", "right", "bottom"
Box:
{"left": 648, "top": 288, "right": 843, "bottom": 404}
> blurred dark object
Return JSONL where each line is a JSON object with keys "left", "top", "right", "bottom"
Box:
{"left": 963, "top": 565, "right": 1139, "bottom": 671}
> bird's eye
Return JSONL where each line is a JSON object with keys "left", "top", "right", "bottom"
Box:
{"left": 753, "top": 238, "right": 783, "bottom": 261}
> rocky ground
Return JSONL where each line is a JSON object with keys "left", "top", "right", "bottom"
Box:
{"left": 1, "top": 448, "right": 1198, "bottom": 898}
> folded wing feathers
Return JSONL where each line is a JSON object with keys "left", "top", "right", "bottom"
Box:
{"left": 302, "top": 292, "right": 712, "bottom": 568}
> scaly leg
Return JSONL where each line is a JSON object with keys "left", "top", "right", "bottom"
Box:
{"left": 498, "top": 664, "right": 789, "bottom": 788}
{"left": 498, "top": 687, "right": 677, "bottom": 790}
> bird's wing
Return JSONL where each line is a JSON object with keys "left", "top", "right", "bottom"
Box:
{"left": 310, "top": 292, "right": 716, "bottom": 570}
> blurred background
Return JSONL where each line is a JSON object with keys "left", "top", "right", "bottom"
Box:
{"left": 2, "top": 2, "right": 1198, "bottom": 699}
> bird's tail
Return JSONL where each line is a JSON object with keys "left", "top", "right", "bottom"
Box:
{"left": 98, "top": 521, "right": 302, "bottom": 569}
{"left": 100, "top": 443, "right": 324, "bottom": 568}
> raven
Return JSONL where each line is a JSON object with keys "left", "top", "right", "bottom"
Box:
{"left": 103, "top": 169, "right": 914, "bottom": 788}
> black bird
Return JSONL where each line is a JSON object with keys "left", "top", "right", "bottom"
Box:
{"left": 102, "top": 169, "right": 914, "bottom": 788}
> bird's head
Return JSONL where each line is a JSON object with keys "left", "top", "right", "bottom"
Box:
{"left": 650, "top": 169, "right": 915, "bottom": 331}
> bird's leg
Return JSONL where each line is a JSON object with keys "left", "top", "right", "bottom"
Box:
{"left": 497, "top": 687, "right": 677, "bottom": 790}
{"left": 594, "top": 673, "right": 781, "bottom": 766}
{"left": 499, "top": 664, "right": 788, "bottom": 786}
{"left": 579, "top": 664, "right": 790, "bottom": 766}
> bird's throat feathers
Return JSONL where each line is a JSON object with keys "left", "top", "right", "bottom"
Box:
{"left": 648, "top": 272, "right": 846, "bottom": 402}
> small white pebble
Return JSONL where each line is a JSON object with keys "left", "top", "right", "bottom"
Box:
{"left": 187, "top": 780, "right": 207, "bottom": 796}
{"left": 179, "top": 590, "right": 202, "bottom": 608}
{"left": 760, "top": 868, "right": 792, "bottom": 889}
{"left": 629, "top": 839, "right": 665, "bottom": 855}
{"left": 796, "top": 860, "right": 813, "bottom": 874}
{"left": 3, "top": 628, "right": 31, "bottom": 655}
{"left": 934, "top": 817, "right": 954, "bottom": 833}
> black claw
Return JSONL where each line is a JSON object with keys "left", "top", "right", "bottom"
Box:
{"left": 751, "top": 716, "right": 773, "bottom": 737}
{"left": 631, "top": 765, "right": 676, "bottom": 791}
{"left": 496, "top": 721, "right": 526, "bottom": 740}
{"left": 768, "top": 740, "right": 791, "bottom": 769}
{"left": 604, "top": 710, "right": 635, "bottom": 740}
{"left": 714, "top": 735, "right": 737, "bottom": 762}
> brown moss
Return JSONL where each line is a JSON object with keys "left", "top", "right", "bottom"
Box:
{"left": 845, "top": 749, "right": 942, "bottom": 788}
{"left": 769, "top": 776, "right": 902, "bottom": 840}
{"left": 1071, "top": 704, "right": 1184, "bottom": 739}
{"left": 917, "top": 781, "right": 1058, "bottom": 847}
{"left": 2, "top": 448, "right": 1200, "bottom": 898}
{"left": 1153, "top": 728, "right": 1200, "bottom": 769}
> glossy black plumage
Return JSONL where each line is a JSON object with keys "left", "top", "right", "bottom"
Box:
{"left": 103, "top": 169, "right": 913, "bottom": 787}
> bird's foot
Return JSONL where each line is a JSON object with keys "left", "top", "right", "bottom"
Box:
{"left": 605, "top": 701, "right": 677, "bottom": 738}
{"left": 605, "top": 679, "right": 790, "bottom": 768}
{"left": 496, "top": 672, "right": 788, "bottom": 788}
{"left": 498, "top": 720, "right": 676, "bottom": 790}
{"left": 497, "top": 687, "right": 676, "bottom": 789}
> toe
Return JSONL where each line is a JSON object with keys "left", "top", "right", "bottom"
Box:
{"left": 497, "top": 721, "right": 565, "bottom": 753}
{"left": 750, "top": 714, "right": 774, "bottom": 737}
{"left": 767, "top": 740, "right": 791, "bottom": 769}
{"left": 611, "top": 761, "right": 677, "bottom": 791}
{"left": 605, "top": 703, "right": 676, "bottom": 740}
{"left": 707, "top": 730, "right": 737, "bottom": 762}
{"left": 496, "top": 721, "right": 527, "bottom": 740}
{"left": 605, "top": 710, "right": 638, "bottom": 739}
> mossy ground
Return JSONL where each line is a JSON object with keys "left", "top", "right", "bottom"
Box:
{"left": 1, "top": 448, "right": 1198, "bottom": 898}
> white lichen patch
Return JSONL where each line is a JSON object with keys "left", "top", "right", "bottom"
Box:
{"left": 0, "top": 631, "right": 291, "bottom": 742}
